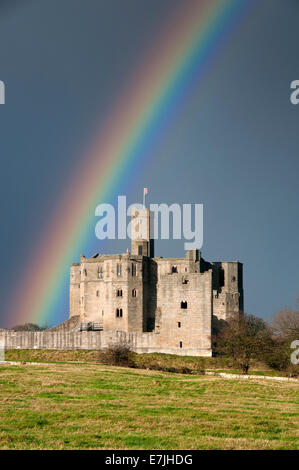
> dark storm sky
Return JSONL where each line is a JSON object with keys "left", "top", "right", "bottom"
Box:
{"left": 0, "top": 0, "right": 298, "bottom": 326}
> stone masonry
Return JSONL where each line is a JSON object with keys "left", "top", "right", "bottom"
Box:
{"left": 68, "top": 208, "right": 244, "bottom": 356}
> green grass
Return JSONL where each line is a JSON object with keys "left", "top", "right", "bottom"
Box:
{"left": 0, "top": 362, "right": 298, "bottom": 450}
{"left": 4, "top": 349, "right": 287, "bottom": 376}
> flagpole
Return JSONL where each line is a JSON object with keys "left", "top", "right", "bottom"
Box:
{"left": 143, "top": 187, "right": 148, "bottom": 208}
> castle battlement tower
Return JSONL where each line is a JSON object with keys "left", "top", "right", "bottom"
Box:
{"left": 68, "top": 204, "right": 243, "bottom": 356}
{"left": 130, "top": 206, "right": 154, "bottom": 258}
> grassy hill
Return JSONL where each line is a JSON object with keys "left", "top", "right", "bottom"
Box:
{"left": 0, "top": 362, "right": 298, "bottom": 450}
{"left": 4, "top": 349, "right": 289, "bottom": 376}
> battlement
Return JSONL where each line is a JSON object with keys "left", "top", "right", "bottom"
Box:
{"left": 68, "top": 210, "right": 243, "bottom": 356}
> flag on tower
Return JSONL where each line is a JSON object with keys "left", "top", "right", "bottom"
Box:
{"left": 144, "top": 187, "right": 148, "bottom": 195}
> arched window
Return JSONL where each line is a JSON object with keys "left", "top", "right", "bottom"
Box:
{"left": 116, "top": 289, "right": 123, "bottom": 297}
{"left": 96, "top": 290, "right": 100, "bottom": 297}
{"left": 116, "top": 308, "right": 123, "bottom": 318}
{"left": 172, "top": 266, "right": 177, "bottom": 273}
{"left": 131, "top": 263, "right": 136, "bottom": 276}
{"left": 98, "top": 267, "right": 103, "bottom": 279}
{"left": 181, "top": 301, "right": 187, "bottom": 309}
{"left": 117, "top": 264, "right": 122, "bottom": 276}
{"left": 132, "top": 288, "right": 137, "bottom": 297}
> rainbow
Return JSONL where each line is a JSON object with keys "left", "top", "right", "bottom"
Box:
{"left": 6, "top": 0, "right": 253, "bottom": 327}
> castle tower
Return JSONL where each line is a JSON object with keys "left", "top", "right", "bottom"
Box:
{"left": 130, "top": 206, "right": 154, "bottom": 257}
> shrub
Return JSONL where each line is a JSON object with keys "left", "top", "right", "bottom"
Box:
{"left": 99, "top": 341, "right": 135, "bottom": 368}
{"left": 177, "top": 366, "right": 192, "bottom": 374}
{"left": 97, "top": 347, "right": 206, "bottom": 375}
{"left": 194, "top": 359, "right": 206, "bottom": 375}
{"left": 263, "top": 337, "right": 299, "bottom": 377}
{"left": 11, "top": 323, "right": 48, "bottom": 332}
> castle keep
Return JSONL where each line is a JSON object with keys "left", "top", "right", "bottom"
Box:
{"left": 69, "top": 207, "right": 243, "bottom": 356}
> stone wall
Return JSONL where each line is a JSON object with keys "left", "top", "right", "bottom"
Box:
{"left": 67, "top": 208, "right": 243, "bottom": 357}
{"left": 154, "top": 260, "right": 212, "bottom": 353}
{"left": 0, "top": 329, "right": 212, "bottom": 356}
{"left": 70, "top": 253, "right": 147, "bottom": 333}
{"left": 212, "top": 261, "right": 243, "bottom": 321}
{"left": 47, "top": 315, "right": 81, "bottom": 332}
{"left": 67, "top": 251, "right": 244, "bottom": 357}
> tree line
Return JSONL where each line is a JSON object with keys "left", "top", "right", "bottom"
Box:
{"left": 213, "top": 308, "right": 299, "bottom": 375}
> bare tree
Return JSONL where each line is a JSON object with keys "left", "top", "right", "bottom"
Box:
{"left": 266, "top": 306, "right": 299, "bottom": 376}
{"left": 271, "top": 309, "right": 299, "bottom": 339}
{"left": 214, "top": 313, "right": 271, "bottom": 374}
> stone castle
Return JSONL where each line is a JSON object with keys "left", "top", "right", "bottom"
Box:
{"left": 69, "top": 207, "right": 243, "bottom": 356}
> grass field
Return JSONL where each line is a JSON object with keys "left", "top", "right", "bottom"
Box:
{"left": 0, "top": 362, "right": 298, "bottom": 450}
{"left": 4, "top": 349, "right": 288, "bottom": 376}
